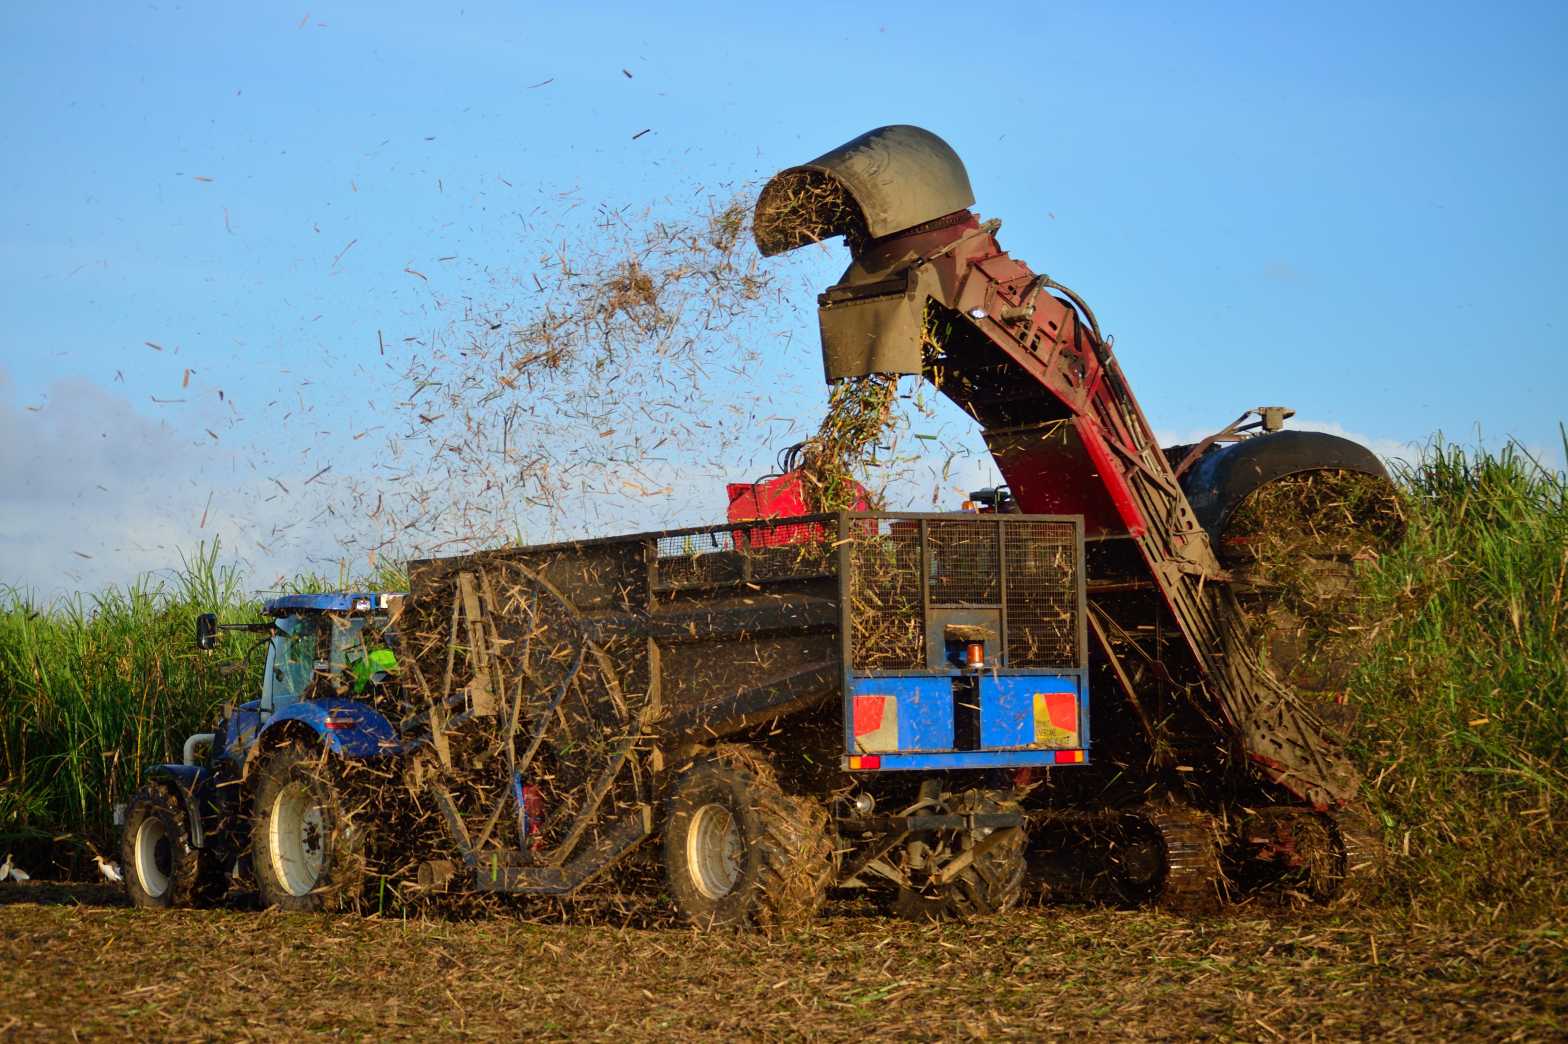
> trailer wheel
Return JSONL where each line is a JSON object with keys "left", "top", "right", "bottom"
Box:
{"left": 662, "top": 756, "right": 832, "bottom": 931}
{"left": 121, "top": 784, "right": 220, "bottom": 908}
{"left": 890, "top": 791, "right": 1027, "bottom": 922}
{"left": 251, "top": 742, "right": 366, "bottom": 912}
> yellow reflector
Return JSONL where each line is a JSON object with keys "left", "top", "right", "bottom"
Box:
{"left": 1033, "top": 691, "right": 1080, "bottom": 748}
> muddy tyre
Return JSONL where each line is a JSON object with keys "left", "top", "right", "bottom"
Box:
{"left": 121, "top": 784, "right": 222, "bottom": 908}
{"left": 890, "top": 792, "right": 1027, "bottom": 922}
{"left": 662, "top": 754, "right": 833, "bottom": 931}
{"left": 251, "top": 742, "right": 367, "bottom": 912}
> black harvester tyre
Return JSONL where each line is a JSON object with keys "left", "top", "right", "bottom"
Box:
{"left": 890, "top": 791, "right": 1027, "bottom": 923}
{"left": 661, "top": 751, "right": 833, "bottom": 931}
{"left": 121, "top": 784, "right": 223, "bottom": 909}
{"left": 1234, "top": 806, "right": 1344, "bottom": 904}
{"left": 251, "top": 742, "right": 367, "bottom": 912}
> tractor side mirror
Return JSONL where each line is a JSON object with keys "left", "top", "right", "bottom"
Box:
{"left": 196, "top": 612, "right": 218, "bottom": 650}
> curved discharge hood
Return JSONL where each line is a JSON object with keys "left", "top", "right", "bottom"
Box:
{"left": 753, "top": 125, "right": 974, "bottom": 257}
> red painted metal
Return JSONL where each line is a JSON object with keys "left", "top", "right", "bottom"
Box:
{"left": 1074, "top": 420, "right": 1148, "bottom": 539}
{"left": 725, "top": 470, "right": 871, "bottom": 547}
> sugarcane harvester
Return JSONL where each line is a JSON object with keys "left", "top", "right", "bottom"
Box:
{"left": 753, "top": 125, "right": 1389, "bottom": 907}
{"left": 122, "top": 127, "right": 1389, "bottom": 924}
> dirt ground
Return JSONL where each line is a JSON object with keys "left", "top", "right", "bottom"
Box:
{"left": 1, "top": 882, "right": 1563, "bottom": 1042}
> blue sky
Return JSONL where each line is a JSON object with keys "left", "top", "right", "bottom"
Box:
{"left": 2, "top": 1, "right": 1564, "bottom": 596}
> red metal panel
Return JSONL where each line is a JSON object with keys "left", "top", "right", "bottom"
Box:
{"left": 725, "top": 471, "right": 870, "bottom": 547}
{"left": 1075, "top": 419, "right": 1149, "bottom": 538}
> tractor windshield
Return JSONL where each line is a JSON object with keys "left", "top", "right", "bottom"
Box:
{"left": 328, "top": 615, "right": 369, "bottom": 674}
{"left": 262, "top": 615, "right": 319, "bottom": 712}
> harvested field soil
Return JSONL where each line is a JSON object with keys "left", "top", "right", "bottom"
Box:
{"left": 2, "top": 882, "right": 1562, "bottom": 1041}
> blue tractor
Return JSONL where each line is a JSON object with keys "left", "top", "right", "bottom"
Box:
{"left": 120, "top": 592, "right": 406, "bottom": 911}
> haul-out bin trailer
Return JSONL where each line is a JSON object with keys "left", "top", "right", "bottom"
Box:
{"left": 397, "top": 509, "right": 1090, "bottom": 924}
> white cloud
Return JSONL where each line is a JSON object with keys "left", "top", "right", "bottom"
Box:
{"left": 1284, "top": 418, "right": 1425, "bottom": 468}
{"left": 0, "top": 370, "right": 343, "bottom": 601}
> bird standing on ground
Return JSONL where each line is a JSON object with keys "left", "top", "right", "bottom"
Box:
{"left": 94, "top": 853, "right": 123, "bottom": 884}
{"left": 83, "top": 841, "right": 123, "bottom": 884}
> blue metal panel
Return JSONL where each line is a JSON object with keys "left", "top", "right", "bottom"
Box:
{"left": 262, "top": 592, "right": 405, "bottom": 616}
{"left": 225, "top": 704, "right": 264, "bottom": 756}
{"left": 848, "top": 750, "right": 1080, "bottom": 771}
{"left": 261, "top": 699, "right": 400, "bottom": 758}
{"left": 848, "top": 676, "right": 953, "bottom": 752}
{"left": 979, "top": 674, "right": 1084, "bottom": 749}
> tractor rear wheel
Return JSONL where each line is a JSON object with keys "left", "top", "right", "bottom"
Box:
{"left": 121, "top": 784, "right": 221, "bottom": 908}
{"left": 889, "top": 790, "right": 1027, "bottom": 922}
{"left": 251, "top": 742, "right": 367, "bottom": 912}
{"left": 661, "top": 752, "right": 833, "bottom": 931}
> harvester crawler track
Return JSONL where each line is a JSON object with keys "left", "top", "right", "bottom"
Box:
{"left": 1140, "top": 802, "right": 1226, "bottom": 915}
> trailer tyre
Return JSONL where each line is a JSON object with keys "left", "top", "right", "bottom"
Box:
{"left": 121, "top": 784, "right": 220, "bottom": 909}
{"left": 889, "top": 792, "right": 1027, "bottom": 922}
{"left": 251, "top": 742, "right": 366, "bottom": 912}
{"left": 662, "top": 756, "right": 832, "bottom": 931}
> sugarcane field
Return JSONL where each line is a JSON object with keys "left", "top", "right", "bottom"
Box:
{"left": 2, "top": 6, "right": 1566, "bottom": 1041}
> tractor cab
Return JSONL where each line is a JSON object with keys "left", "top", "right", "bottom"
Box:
{"left": 252, "top": 594, "right": 403, "bottom": 713}
{"left": 194, "top": 592, "right": 408, "bottom": 783}
{"left": 196, "top": 592, "right": 404, "bottom": 719}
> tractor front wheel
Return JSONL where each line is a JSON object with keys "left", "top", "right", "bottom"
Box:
{"left": 121, "top": 784, "right": 221, "bottom": 909}
{"left": 251, "top": 742, "right": 366, "bottom": 912}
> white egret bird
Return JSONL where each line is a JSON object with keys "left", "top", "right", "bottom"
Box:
{"left": 94, "top": 854, "right": 123, "bottom": 884}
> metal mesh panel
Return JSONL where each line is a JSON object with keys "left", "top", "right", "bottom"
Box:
{"left": 1003, "top": 520, "right": 1079, "bottom": 667}
{"left": 849, "top": 519, "right": 924, "bottom": 669}
{"left": 848, "top": 515, "right": 1082, "bottom": 671}
{"left": 654, "top": 519, "right": 837, "bottom": 589}
{"left": 654, "top": 529, "right": 739, "bottom": 588}
{"left": 740, "top": 520, "right": 836, "bottom": 580}
{"left": 927, "top": 520, "right": 1001, "bottom": 605}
